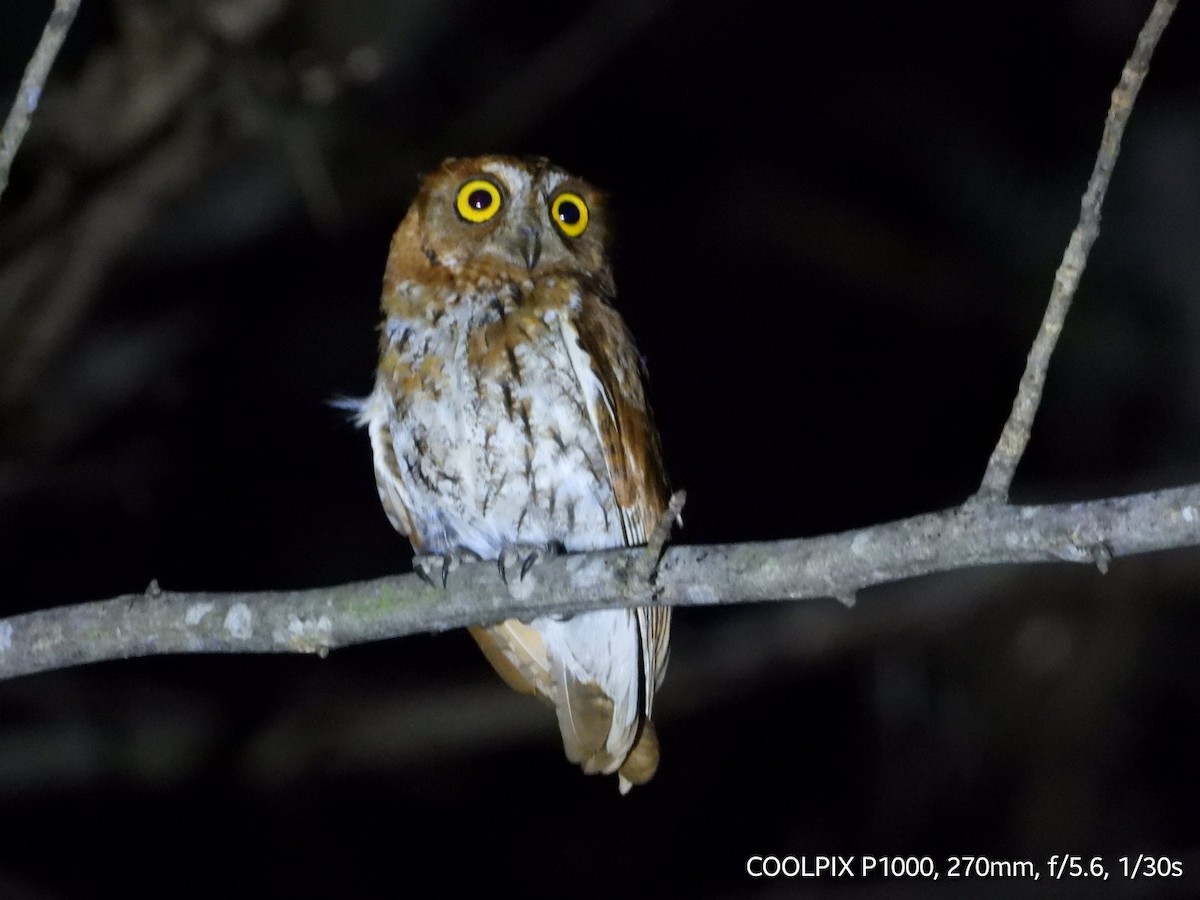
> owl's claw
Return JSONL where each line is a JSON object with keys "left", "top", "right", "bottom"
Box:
{"left": 413, "top": 553, "right": 463, "bottom": 589}
{"left": 498, "top": 542, "right": 562, "bottom": 587}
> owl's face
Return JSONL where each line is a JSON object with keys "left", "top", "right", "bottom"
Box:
{"left": 407, "top": 155, "right": 611, "bottom": 279}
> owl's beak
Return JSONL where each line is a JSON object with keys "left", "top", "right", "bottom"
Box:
{"left": 514, "top": 225, "right": 541, "bottom": 270}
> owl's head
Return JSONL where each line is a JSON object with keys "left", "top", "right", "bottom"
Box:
{"left": 401, "top": 155, "right": 611, "bottom": 279}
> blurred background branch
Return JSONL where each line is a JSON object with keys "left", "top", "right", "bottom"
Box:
{"left": 0, "top": 0, "right": 80, "bottom": 202}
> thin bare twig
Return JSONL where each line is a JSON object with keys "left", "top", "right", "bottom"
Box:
{"left": 0, "top": 0, "right": 82, "bottom": 205}
{"left": 974, "top": 0, "right": 1178, "bottom": 503}
{"left": 2, "top": 482, "right": 1198, "bottom": 681}
{"left": 638, "top": 489, "right": 687, "bottom": 580}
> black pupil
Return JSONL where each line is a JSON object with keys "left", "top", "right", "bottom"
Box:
{"left": 468, "top": 189, "right": 493, "bottom": 210}
{"left": 558, "top": 200, "right": 581, "bottom": 225}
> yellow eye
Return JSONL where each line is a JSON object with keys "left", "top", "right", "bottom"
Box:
{"left": 550, "top": 192, "right": 589, "bottom": 238}
{"left": 455, "top": 179, "right": 502, "bottom": 223}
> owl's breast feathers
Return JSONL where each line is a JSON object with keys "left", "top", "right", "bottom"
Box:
{"left": 363, "top": 164, "right": 670, "bottom": 791}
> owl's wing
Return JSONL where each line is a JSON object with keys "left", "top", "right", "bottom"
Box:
{"left": 561, "top": 294, "right": 673, "bottom": 791}
{"left": 562, "top": 297, "right": 672, "bottom": 545}
{"left": 359, "top": 379, "right": 420, "bottom": 542}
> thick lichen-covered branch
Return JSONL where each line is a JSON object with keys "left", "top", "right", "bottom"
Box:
{"left": 3, "top": 483, "right": 1198, "bottom": 680}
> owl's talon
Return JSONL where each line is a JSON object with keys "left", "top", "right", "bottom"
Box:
{"left": 498, "top": 542, "right": 562, "bottom": 587}
{"left": 413, "top": 553, "right": 460, "bottom": 589}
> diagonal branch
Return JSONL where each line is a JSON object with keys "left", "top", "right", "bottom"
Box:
{"left": 2, "top": 483, "right": 1199, "bottom": 681}
{"left": 974, "top": 0, "right": 1178, "bottom": 503}
{"left": 0, "top": 0, "right": 82, "bottom": 205}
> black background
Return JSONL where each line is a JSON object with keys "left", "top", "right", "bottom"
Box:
{"left": 1, "top": 1, "right": 1199, "bottom": 897}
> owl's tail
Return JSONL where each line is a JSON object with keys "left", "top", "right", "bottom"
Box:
{"left": 616, "top": 719, "right": 659, "bottom": 794}
{"left": 469, "top": 619, "right": 660, "bottom": 792}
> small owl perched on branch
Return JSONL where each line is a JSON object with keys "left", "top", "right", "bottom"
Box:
{"left": 358, "top": 155, "right": 672, "bottom": 792}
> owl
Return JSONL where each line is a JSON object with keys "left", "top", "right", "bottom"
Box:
{"left": 358, "top": 155, "right": 672, "bottom": 792}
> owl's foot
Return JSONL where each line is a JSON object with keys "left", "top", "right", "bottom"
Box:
{"left": 497, "top": 542, "right": 563, "bottom": 589}
{"left": 413, "top": 551, "right": 479, "bottom": 589}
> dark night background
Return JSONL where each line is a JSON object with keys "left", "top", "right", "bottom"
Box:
{"left": 2, "top": 0, "right": 1199, "bottom": 897}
